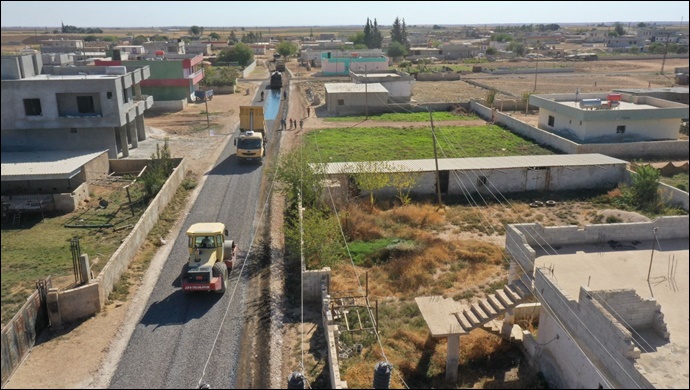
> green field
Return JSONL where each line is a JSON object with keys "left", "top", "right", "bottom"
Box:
{"left": 323, "top": 111, "right": 476, "bottom": 122}
{"left": 305, "top": 125, "right": 555, "bottom": 162}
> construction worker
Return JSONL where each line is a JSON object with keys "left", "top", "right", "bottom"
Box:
{"left": 260, "top": 91, "right": 264, "bottom": 101}
{"left": 307, "top": 106, "right": 310, "bottom": 117}
{"left": 299, "top": 119, "right": 303, "bottom": 130}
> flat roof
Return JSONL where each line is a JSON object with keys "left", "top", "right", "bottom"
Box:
{"left": 535, "top": 238, "right": 689, "bottom": 389}
{"left": 317, "top": 153, "right": 626, "bottom": 175}
{"left": 565, "top": 100, "right": 659, "bottom": 111}
{"left": 324, "top": 82, "right": 388, "bottom": 94}
{"left": 351, "top": 72, "right": 401, "bottom": 79}
{"left": 1, "top": 150, "right": 107, "bottom": 181}
{"left": 22, "top": 74, "right": 120, "bottom": 80}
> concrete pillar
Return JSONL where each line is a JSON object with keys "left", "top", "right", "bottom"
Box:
{"left": 118, "top": 125, "right": 129, "bottom": 157}
{"left": 501, "top": 309, "right": 515, "bottom": 339}
{"left": 79, "top": 253, "right": 91, "bottom": 284}
{"left": 508, "top": 259, "right": 525, "bottom": 284}
{"left": 47, "top": 288, "right": 62, "bottom": 328}
{"left": 445, "top": 334, "right": 459, "bottom": 383}
{"left": 134, "top": 83, "right": 142, "bottom": 100}
{"left": 136, "top": 113, "right": 146, "bottom": 141}
{"left": 127, "top": 120, "right": 138, "bottom": 149}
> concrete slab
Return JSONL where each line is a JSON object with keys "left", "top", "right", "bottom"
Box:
{"left": 535, "top": 238, "right": 689, "bottom": 389}
{"left": 415, "top": 296, "right": 466, "bottom": 337}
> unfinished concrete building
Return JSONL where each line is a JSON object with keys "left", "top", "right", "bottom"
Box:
{"left": 1, "top": 53, "right": 153, "bottom": 159}
{"left": 416, "top": 215, "right": 688, "bottom": 388}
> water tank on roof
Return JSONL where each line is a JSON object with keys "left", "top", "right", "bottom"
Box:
{"left": 607, "top": 94, "right": 622, "bottom": 102}
{"left": 579, "top": 98, "right": 602, "bottom": 109}
{"left": 106, "top": 66, "right": 127, "bottom": 75}
{"left": 155, "top": 50, "right": 165, "bottom": 56}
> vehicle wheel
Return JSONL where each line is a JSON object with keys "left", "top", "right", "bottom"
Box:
{"left": 179, "top": 263, "right": 189, "bottom": 288}
{"left": 212, "top": 262, "right": 228, "bottom": 294}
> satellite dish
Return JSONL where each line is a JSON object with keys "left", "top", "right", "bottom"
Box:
{"left": 99, "top": 199, "right": 109, "bottom": 209}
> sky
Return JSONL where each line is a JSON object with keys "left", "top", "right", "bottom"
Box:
{"left": 1, "top": 1, "right": 688, "bottom": 28}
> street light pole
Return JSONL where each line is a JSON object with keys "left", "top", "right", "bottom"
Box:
{"left": 428, "top": 108, "right": 442, "bottom": 206}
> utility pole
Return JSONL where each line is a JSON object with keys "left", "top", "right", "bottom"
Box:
{"left": 365, "top": 65, "right": 368, "bottom": 119}
{"left": 647, "top": 227, "right": 659, "bottom": 281}
{"left": 428, "top": 108, "right": 442, "bottom": 206}
{"left": 533, "top": 59, "right": 539, "bottom": 93}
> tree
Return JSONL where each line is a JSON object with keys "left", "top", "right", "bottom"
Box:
{"left": 363, "top": 17, "right": 372, "bottom": 48}
{"left": 401, "top": 19, "right": 409, "bottom": 49}
{"left": 202, "top": 66, "right": 239, "bottom": 87}
{"left": 371, "top": 19, "right": 383, "bottom": 49}
{"left": 276, "top": 41, "right": 297, "bottom": 60}
{"left": 229, "top": 29, "right": 238, "bottom": 44}
{"left": 349, "top": 31, "right": 366, "bottom": 46}
{"left": 387, "top": 41, "right": 407, "bottom": 60}
{"left": 614, "top": 22, "right": 626, "bottom": 36}
{"left": 132, "top": 35, "right": 147, "bottom": 45}
{"left": 218, "top": 43, "right": 254, "bottom": 67}
{"left": 391, "top": 17, "right": 404, "bottom": 45}
{"left": 637, "top": 22, "right": 648, "bottom": 28}
{"left": 189, "top": 25, "right": 203, "bottom": 36}
{"left": 624, "top": 165, "right": 662, "bottom": 212}
{"left": 390, "top": 17, "right": 409, "bottom": 50}
{"left": 309, "top": 28, "right": 313, "bottom": 39}
{"left": 350, "top": 161, "right": 393, "bottom": 208}
{"left": 485, "top": 47, "right": 497, "bottom": 55}
{"left": 209, "top": 32, "right": 221, "bottom": 40}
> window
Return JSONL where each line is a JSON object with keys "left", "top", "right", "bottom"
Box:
{"left": 477, "top": 176, "right": 488, "bottom": 186}
{"left": 548, "top": 115, "right": 555, "bottom": 127}
{"left": 77, "top": 96, "right": 95, "bottom": 114}
{"left": 107, "top": 92, "right": 113, "bottom": 99}
{"left": 23, "top": 99, "right": 42, "bottom": 116}
{"left": 70, "top": 128, "right": 77, "bottom": 133}
{"left": 616, "top": 125, "right": 626, "bottom": 134}
{"left": 337, "top": 99, "right": 345, "bottom": 106}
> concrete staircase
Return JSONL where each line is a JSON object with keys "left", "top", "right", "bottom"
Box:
{"left": 454, "top": 279, "right": 532, "bottom": 334}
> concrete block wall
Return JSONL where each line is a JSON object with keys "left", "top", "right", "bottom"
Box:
{"left": 534, "top": 303, "right": 613, "bottom": 388}
{"left": 241, "top": 60, "right": 257, "bottom": 79}
{"left": 96, "top": 158, "right": 186, "bottom": 307}
{"left": 51, "top": 159, "right": 186, "bottom": 325}
{"left": 148, "top": 99, "right": 187, "bottom": 112}
{"left": 303, "top": 267, "right": 331, "bottom": 303}
{"left": 591, "top": 290, "right": 668, "bottom": 338}
{"left": 506, "top": 224, "right": 538, "bottom": 275}
{"left": 322, "top": 293, "right": 348, "bottom": 389}
{"left": 49, "top": 283, "right": 100, "bottom": 327}
{"left": 534, "top": 270, "right": 653, "bottom": 388}
{"left": 580, "top": 140, "right": 689, "bottom": 160}
{"left": 510, "top": 216, "right": 689, "bottom": 248}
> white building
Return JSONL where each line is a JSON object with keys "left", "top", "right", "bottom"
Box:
{"left": 530, "top": 92, "right": 687, "bottom": 143}
{"left": 349, "top": 70, "right": 415, "bottom": 103}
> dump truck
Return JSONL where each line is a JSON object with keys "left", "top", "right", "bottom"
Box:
{"left": 270, "top": 71, "right": 282, "bottom": 89}
{"left": 234, "top": 105, "right": 267, "bottom": 163}
{"left": 180, "top": 222, "right": 238, "bottom": 294}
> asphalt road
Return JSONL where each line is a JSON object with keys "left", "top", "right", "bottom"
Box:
{"left": 109, "top": 83, "right": 280, "bottom": 389}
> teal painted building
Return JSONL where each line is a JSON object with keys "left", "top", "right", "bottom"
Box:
{"left": 321, "top": 51, "right": 389, "bottom": 76}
